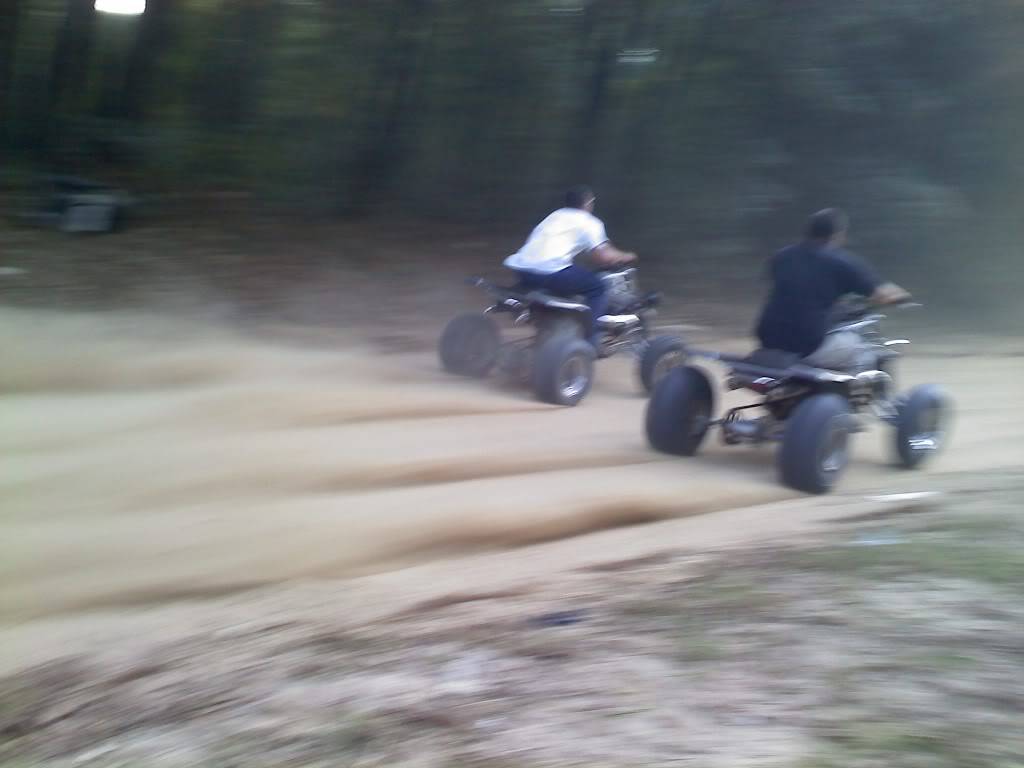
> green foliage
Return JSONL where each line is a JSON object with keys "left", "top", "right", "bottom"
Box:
{"left": 3, "top": 0, "right": 1023, "bottom": 309}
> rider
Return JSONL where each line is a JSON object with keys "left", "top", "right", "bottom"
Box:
{"left": 755, "top": 208, "right": 911, "bottom": 372}
{"left": 504, "top": 185, "right": 637, "bottom": 352}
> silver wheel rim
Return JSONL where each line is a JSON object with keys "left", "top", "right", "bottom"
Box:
{"left": 559, "top": 355, "right": 588, "bottom": 400}
{"left": 908, "top": 402, "right": 945, "bottom": 453}
{"left": 820, "top": 421, "right": 849, "bottom": 480}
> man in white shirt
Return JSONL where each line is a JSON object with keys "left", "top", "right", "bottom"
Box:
{"left": 504, "top": 186, "right": 637, "bottom": 350}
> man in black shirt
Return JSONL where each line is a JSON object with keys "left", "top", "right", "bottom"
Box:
{"left": 755, "top": 209, "right": 910, "bottom": 372}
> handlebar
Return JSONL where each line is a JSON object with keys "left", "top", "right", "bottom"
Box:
{"left": 830, "top": 296, "right": 920, "bottom": 325}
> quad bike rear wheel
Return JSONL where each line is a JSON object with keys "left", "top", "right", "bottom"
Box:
{"left": 894, "top": 384, "right": 950, "bottom": 469}
{"left": 439, "top": 313, "right": 501, "bottom": 377}
{"left": 645, "top": 365, "right": 714, "bottom": 455}
{"left": 778, "top": 394, "right": 853, "bottom": 494}
{"left": 532, "top": 335, "right": 595, "bottom": 406}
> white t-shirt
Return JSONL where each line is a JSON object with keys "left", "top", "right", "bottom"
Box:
{"left": 503, "top": 208, "right": 609, "bottom": 274}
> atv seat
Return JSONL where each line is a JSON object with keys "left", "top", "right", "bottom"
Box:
{"left": 714, "top": 348, "right": 853, "bottom": 392}
{"left": 466, "top": 276, "right": 593, "bottom": 317}
{"left": 714, "top": 348, "right": 802, "bottom": 370}
{"left": 522, "top": 291, "right": 590, "bottom": 313}
{"left": 744, "top": 349, "right": 803, "bottom": 369}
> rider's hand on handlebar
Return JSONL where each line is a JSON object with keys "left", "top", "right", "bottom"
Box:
{"left": 872, "top": 282, "right": 912, "bottom": 306}
{"left": 621, "top": 251, "right": 638, "bottom": 264}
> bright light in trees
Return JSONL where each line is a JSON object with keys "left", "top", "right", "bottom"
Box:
{"left": 95, "top": 0, "right": 146, "bottom": 14}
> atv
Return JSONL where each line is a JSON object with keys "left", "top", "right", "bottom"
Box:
{"left": 645, "top": 299, "right": 951, "bottom": 493}
{"left": 439, "top": 267, "right": 686, "bottom": 406}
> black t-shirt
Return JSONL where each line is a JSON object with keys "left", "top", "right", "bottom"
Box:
{"left": 755, "top": 242, "right": 882, "bottom": 356}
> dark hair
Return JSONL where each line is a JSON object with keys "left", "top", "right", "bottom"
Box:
{"left": 564, "top": 185, "right": 595, "bottom": 209}
{"left": 805, "top": 208, "right": 848, "bottom": 240}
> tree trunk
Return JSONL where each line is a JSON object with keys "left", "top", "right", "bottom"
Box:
{"left": 192, "top": 0, "right": 280, "bottom": 129}
{"left": 566, "top": 0, "right": 618, "bottom": 184}
{"left": 347, "top": 0, "right": 431, "bottom": 211}
{"left": 117, "top": 0, "right": 176, "bottom": 123}
{"left": 48, "top": 0, "right": 96, "bottom": 116}
{"left": 0, "top": 0, "right": 21, "bottom": 133}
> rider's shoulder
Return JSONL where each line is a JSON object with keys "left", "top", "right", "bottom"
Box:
{"left": 563, "top": 208, "right": 605, "bottom": 233}
{"left": 562, "top": 206, "right": 602, "bottom": 223}
{"left": 823, "top": 246, "right": 866, "bottom": 266}
{"left": 773, "top": 242, "right": 804, "bottom": 260}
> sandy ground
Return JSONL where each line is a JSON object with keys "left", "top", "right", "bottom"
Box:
{"left": 2, "top": 304, "right": 1022, "bottom": 628}
{"left": 1, "top": 302, "right": 1023, "bottom": 766}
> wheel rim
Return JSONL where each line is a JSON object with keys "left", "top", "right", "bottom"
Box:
{"left": 907, "top": 402, "right": 945, "bottom": 454}
{"left": 652, "top": 349, "right": 684, "bottom": 388}
{"left": 559, "top": 355, "right": 589, "bottom": 400}
{"left": 819, "top": 421, "right": 849, "bottom": 481}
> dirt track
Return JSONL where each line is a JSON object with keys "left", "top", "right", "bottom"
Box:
{"left": 3, "top": 305, "right": 1022, "bottom": 633}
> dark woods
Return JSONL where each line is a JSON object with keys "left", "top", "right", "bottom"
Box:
{"left": 2, "top": 1, "right": 1023, "bottom": 309}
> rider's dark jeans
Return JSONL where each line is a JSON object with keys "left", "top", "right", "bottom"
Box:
{"left": 515, "top": 265, "right": 608, "bottom": 347}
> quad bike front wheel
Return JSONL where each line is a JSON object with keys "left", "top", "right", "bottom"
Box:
{"left": 532, "top": 335, "right": 595, "bottom": 406}
{"left": 645, "top": 365, "right": 714, "bottom": 455}
{"left": 439, "top": 313, "right": 501, "bottom": 377}
{"left": 638, "top": 334, "right": 687, "bottom": 394}
{"left": 894, "top": 384, "right": 950, "bottom": 469}
{"left": 778, "top": 394, "right": 853, "bottom": 494}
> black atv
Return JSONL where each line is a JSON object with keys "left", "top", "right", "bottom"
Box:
{"left": 440, "top": 267, "right": 686, "bottom": 406}
{"left": 645, "top": 300, "right": 951, "bottom": 493}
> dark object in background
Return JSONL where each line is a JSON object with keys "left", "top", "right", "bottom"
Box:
{"left": 21, "top": 175, "right": 134, "bottom": 233}
{"left": 529, "top": 609, "right": 588, "bottom": 627}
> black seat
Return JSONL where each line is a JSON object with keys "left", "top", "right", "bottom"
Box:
{"left": 718, "top": 349, "right": 805, "bottom": 393}
{"left": 743, "top": 348, "right": 803, "bottom": 369}
{"left": 522, "top": 290, "right": 589, "bottom": 312}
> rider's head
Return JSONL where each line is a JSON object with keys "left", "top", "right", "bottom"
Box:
{"left": 805, "top": 208, "right": 848, "bottom": 247}
{"left": 565, "top": 185, "right": 596, "bottom": 213}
